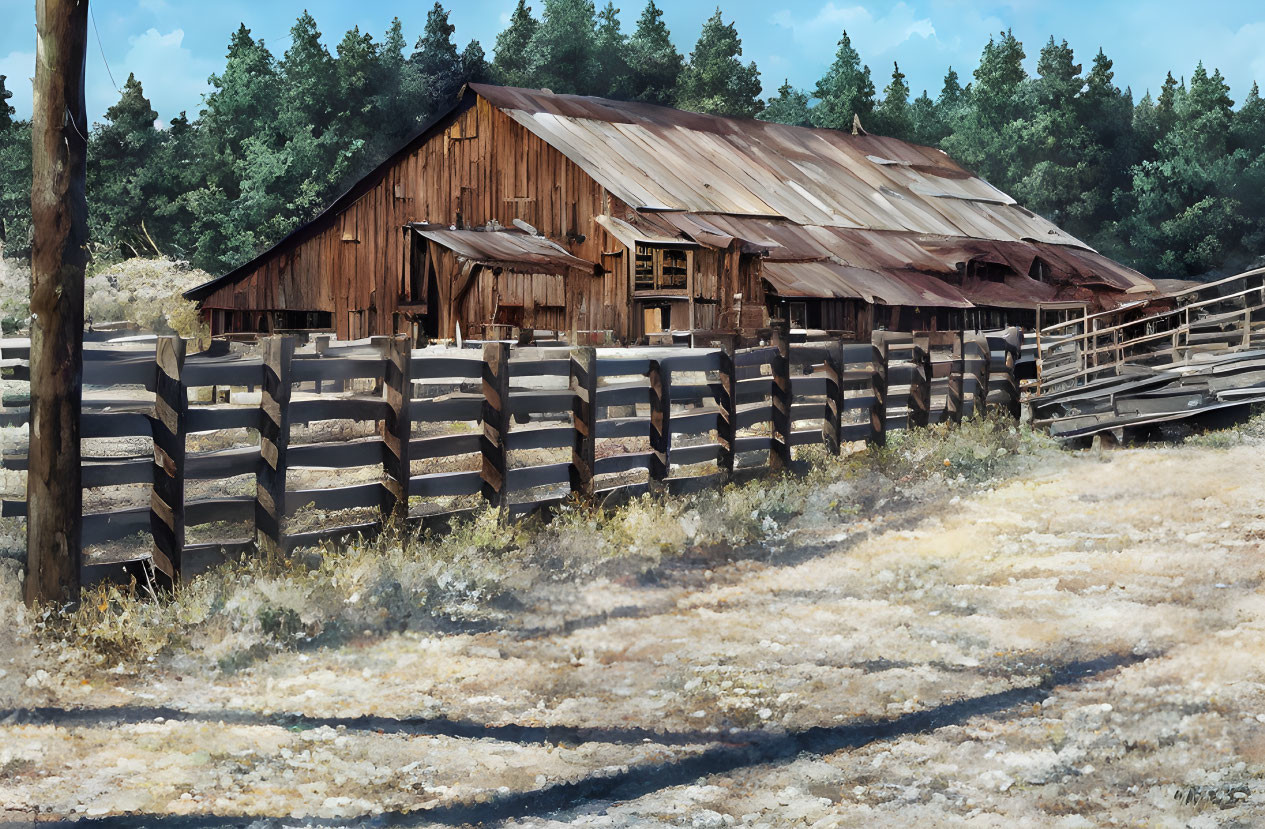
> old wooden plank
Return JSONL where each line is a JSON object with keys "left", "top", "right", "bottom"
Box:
{"left": 256, "top": 336, "right": 294, "bottom": 559}
{"left": 382, "top": 335, "right": 411, "bottom": 523}
{"left": 569, "top": 346, "right": 597, "bottom": 497}
{"left": 480, "top": 341, "right": 511, "bottom": 507}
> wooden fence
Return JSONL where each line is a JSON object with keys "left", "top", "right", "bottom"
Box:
{"left": 0, "top": 328, "right": 1022, "bottom": 590}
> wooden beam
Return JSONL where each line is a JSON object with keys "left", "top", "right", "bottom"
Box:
{"left": 868, "top": 332, "right": 889, "bottom": 447}
{"left": 569, "top": 346, "right": 597, "bottom": 498}
{"left": 769, "top": 328, "right": 792, "bottom": 471}
{"left": 715, "top": 335, "right": 738, "bottom": 477}
{"left": 381, "top": 335, "right": 412, "bottom": 523}
{"left": 149, "top": 337, "right": 186, "bottom": 586}
{"left": 26, "top": 0, "right": 89, "bottom": 605}
{"left": 480, "top": 341, "right": 511, "bottom": 507}
{"left": 947, "top": 331, "right": 965, "bottom": 424}
{"left": 648, "top": 359, "right": 670, "bottom": 492}
{"left": 256, "top": 336, "right": 294, "bottom": 560}
{"left": 823, "top": 338, "right": 844, "bottom": 454}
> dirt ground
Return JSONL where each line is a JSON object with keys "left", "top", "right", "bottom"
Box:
{"left": 3, "top": 437, "right": 1265, "bottom": 827}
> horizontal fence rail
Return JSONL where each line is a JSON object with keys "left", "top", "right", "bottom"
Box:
{"left": 0, "top": 328, "right": 1022, "bottom": 589}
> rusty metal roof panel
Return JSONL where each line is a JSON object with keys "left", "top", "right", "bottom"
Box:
{"left": 411, "top": 226, "right": 597, "bottom": 274}
{"left": 761, "top": 260, "right": 974, "bottom": 308}
{"left": 474, "top": 84, "right": 1085, "bottom": 247}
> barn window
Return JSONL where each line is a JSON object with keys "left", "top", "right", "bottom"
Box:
{"left": 634, "top": 244, "right": 691, "bottom": 291}
{"left": 1029, "top": 257, "right": 1050, "bottom": 282}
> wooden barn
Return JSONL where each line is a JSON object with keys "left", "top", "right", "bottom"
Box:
{"left": 185, "top": 83, "right": 1156, "bottom": 343}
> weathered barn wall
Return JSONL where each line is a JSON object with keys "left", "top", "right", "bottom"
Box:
{"left": 199, "top": 95, "right": 632, "bottom": 340}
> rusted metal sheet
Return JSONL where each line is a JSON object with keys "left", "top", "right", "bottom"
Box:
{"left": 474, "top": 83, "right": 1093, "bottom": 248}
{"left": 411, "top": 226, "right": 598, "bottom": 275}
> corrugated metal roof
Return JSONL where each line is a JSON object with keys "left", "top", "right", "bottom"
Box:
{"left": 411, "top": 226, "right": 598, "bottom": 275}
{"left": 473, "top": 84, "right": 1088, "bottom": 247}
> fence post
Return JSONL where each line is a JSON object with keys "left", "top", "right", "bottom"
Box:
{"left": 823, "top": 338, "right": 844, "bottom": 454}
{"left": 569, "top": 346, "right": 597, "bottom": 498}
{"left": 480, "top": 341, "right": 511, "bottom": 509}
{"left": 868, "top": 332, "right": 889, "bottom": 447}
{"left": 256, "top": 335, "right": 294, "bottom": 560}
{"left": 976, "top": 333, "right": 992, "bottom": 416}
{"left": 648, "top": 358, "right": 670, "bottom": 493}
{"left": 381, "top": 335, "right": 412, "bottom": 524}
{"left": 1004, "top": 327, "right": 1022, "bottom": 420}
{"left": 946, "top": 331, "right": 965, "bottom": 424}
{"left": 716, "top": 337, "right": 737, "bottom": 478}
{"left": 769, "top": 328, "right": 792, "bottom": 472}
{"left": 149, "top": 336, "right": 187, "bottom": 587}
{"left": 910, "top": 333, "right": 931, "bottom": 429}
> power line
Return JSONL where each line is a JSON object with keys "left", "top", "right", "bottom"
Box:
{"left": 90, "top": 6, "right": 119, "bottom": 92}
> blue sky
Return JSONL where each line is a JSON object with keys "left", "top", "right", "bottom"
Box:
{"left": 3, "top": 0, "right": 1265, "bottom": 125}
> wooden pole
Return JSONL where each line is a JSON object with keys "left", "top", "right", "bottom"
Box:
{"left": 976, "top": 333, "right": 992, "bottom": 416}
{"left": 946, "top": 331, "right": 965, "bottom": 425}
{"left": 867, "top": 332, "right": 888, "bottom": 447}
{"left": 823, "top": 338, "right": 844, "bottom": 455}
{"left": 26, "top": 0, "right": 90, "bottom": 605}
{"left": 909, "top": 334, "right": 931, "bottom": 429}
{"left": 480, "top": 341, "right": 511, "bottom": 508}
{"left": 569, "top": 346, "right": 596, "bottom": 498}
{"left": 769, "top": 328, "right": 792, "bottom": 472}
{"left": 381, "top": 335, "right": 412, "bottom": 524}
{"left": 715, "top": 336, "right": 737, "bottom": 477}
{"left": 647, "top": 359, "right": 670, "bottom": 493}
{"left": 149, "top": 336, "right": 187, "bottom": 587}
{"left": 256, "top": 336, "right": 294, "bottom": 560}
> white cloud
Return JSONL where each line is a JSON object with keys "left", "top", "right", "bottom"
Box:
{"left": 0, "top": 50, "right": 35, "bottom": 120}
{"left": 88, "top": 27, "right": 216, "bottom": 124}
{"left": 770, "top": 2, "right": 936, "bottom": 57}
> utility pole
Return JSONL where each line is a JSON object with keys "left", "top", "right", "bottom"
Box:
{"left": 26, "top": 0, "right": 89, "bottom": 605}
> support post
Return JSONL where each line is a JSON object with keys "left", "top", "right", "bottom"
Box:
{"left": 868, "top": 332, "right": 889, "bottom": 447}
{"left": 256, "top": 336, "right": 294, "bottom": 560}
{"left": 823, "top": 338, "right": 844, "bottom": 454}
{"left": 715, "top": 336, "right": 738, "bottom": 478}
{"left": 946, "top": 331, "right": 965, "bottom": 424}
{"left": 569, "top": 346, "right": 597, "bottom": 498}
{"left": 769, "top": 327, "right": 792, "bottom": 471}
{"left": 480, "top": 341, "right": 511, "bottom": 508}
{"left": 26, "top": 0, "right": 89, "bottom": 605}
{"left": 149, "top": 336, "right": 187, "bottom": 586}
{"left": 976, "top": 333, "right": 992, "bottom": 416}
{"left": 648, "top": 359, "right": 670, "bottom": 492}
{"left": 1004, "top": 327, "right": 1022, "bottom": 420}
{"left": 381, "top": 335, "right": 412, "bottom": 524}
{"left": 909, "top": 334, "right": 931, "bottom": 429}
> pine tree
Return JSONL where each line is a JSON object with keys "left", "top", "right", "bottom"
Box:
{"left": 0, "top": 75, "right": 13, "bottom": 131}
{"left": 909, "top": 90, "right": 943, "bottom": 145}
{"left": 493, "top": 0, "right": 540, "bottom": 88}
{"left": 626, "top": 0, "right": 683, "bottom": 106}
{"left": 973, "top": 29, "right": 1026, "bottom": 126}
{"left": 938, "top": 67, "right": 964, "bottom": 108}
{"left": 199, "top": 25, "right": 280, "bottom": 160}
{"left": 676, "top": 9, "right": 761, "bottom": 117}
{"left": 279, "top": 12, "right": 336, "bottom": 136}
{"left": 89, "top": 73, "right": 162, "bottom": 257}
{"left": 524, "top": 0, "right": 598, "bottom": 95}
{"left": 759, "top": 80, "right": 810, "bottom": 126}
{"left": 810, "top": 30, "right": 875, "bottom": 130}
{"left": 593, "top": 2, "right": 631, "bottom": 99}
{"left": 375, "top": 18, "right": 418, "bottom": 148}
{"left": 872, "top": 61, "right": 911, "bottom": 138}
{"left": 0, "top": 118, "right": 32, "bottom": 256}
{"left": 408, "top": 3, "right": 465, "bottom": 114}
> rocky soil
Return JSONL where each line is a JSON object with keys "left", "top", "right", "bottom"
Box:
{"left": 2, "top": 436, "right": 1265, "bottom": 827}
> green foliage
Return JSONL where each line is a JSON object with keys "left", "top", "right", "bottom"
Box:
{"left": 871, "top": 62, "right": 911, "bottom": 138}
{"left": 0, "top": 74, "right": 13, "bottom": 132}
{"left": 760, "top": 80, "right": 811, "bottom": 127}
{"left": 626, "top": 0, "right": 683, "bottom": 106}
{"left": 675, "top": 9, "right": 761, "bottom": 118}
{"left": 811, "top": 30, "right": 875, "bottom": 130}
{"left": 593, "top": 2, "right": 631, "bottom": 100}
{"left": 492, "top": 0, "right": 540, "bottom": 87}
{"left": 523, "top": 0, "right": 599, "bottom": 95}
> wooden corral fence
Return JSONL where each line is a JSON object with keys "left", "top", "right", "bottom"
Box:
{"left": 0, "top": 329, "right": 1023, "bottom": 592}
{"left": 1031, "top": 267, "right": 1265, "bottom": 440}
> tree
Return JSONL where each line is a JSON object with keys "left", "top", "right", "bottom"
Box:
{"left": 908, "top": 90, "right": 942, "bottom": 145}
{"left": 810, "top": 30, "right": 874, "bottom": 130}
{"left": 938, "top": 67, "right": 964, "bottom": 109}
{"left": 279, "top": 12, "right": 336, "bottom": 137}
{"left": 593, "top": 2, "right": 631, "bottom": 99}
{"left": 973, "top": 29, "right": 1027, "bottom": 127}
{"left": 760, "top": 80, "right": 810, "bottom": 126}
{"left": 0, "top": 74, "right": 13, "bottom": 131}
{"left": 88, "top": 73, "right": 162, "bottom": 258}
{"left": 407, "top": 3, "right": 464, "bottom": 114}
{"left": 462, "top": 40, "right": 490, "bottom": 85}
{"left": 492, "top": 0, "right": 539, "bottom": 88}
{"left": 626, "top": 0, "right": 682, "bottom": 106}
{"left": 675, "top": 9, "right": 761, "bottom": 118}
{"left": 523, "top": 0, "right": 598, "bottom": 95}
{"left": 872, "top": 61, "right": 911, "bottom": 138}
